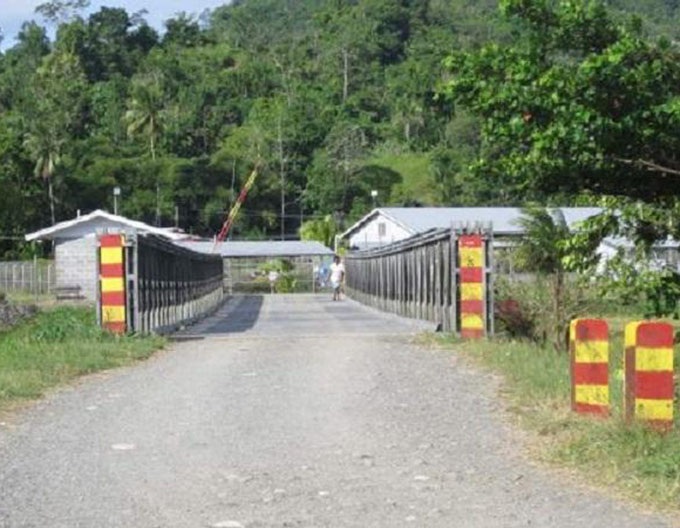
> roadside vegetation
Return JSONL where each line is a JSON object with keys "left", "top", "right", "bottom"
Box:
{"left": 428, "top": 203, "right": 680, "bottom": 511}
{"left": 428, "top": 0, "right": 680, "bottom": 505}
{"left": 432, "top": 315, "right": 680, "bottom": 511}
{"left": 0, "top": 306, "right": 164, "bottom": 411}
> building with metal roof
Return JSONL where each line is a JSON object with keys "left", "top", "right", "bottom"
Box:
{"left": 179, "top": 240, "right": 334, "bottom": 294}
{"left": 179, "top": 240, "right": 334, "bottom": 258}
{"left": 341, "top": 207, "right": 603, "bottom": 250}
{"left": 25, "top": 209, "right": 189, "bottom": 243}
{"left": 24, "top": 210, "right": 190, "bottom": 301}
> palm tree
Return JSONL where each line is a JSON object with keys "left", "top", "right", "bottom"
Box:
{"left": 125, "top": 74, "right": 166, "bottom": 224}
{"left": 516, "top": 206, "right": 571, "bottom": 351}
{"left": 516, "top": 206, "right": 569, "bottom": 275}
{"left": 23, "top": 51, "right": 84, "bottom": 227}
{"left": 24, "top": 123, "right": 63, "bottom": 226}
{"left": 300, "top": 215, "right": 338, "bottom": 249}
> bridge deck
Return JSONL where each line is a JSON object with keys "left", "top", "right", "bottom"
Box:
{"left": 184, "top": 294, "right": 432, "bottom": 338}
{"left": 0, "top": 295, "right": 668, "bottom": 527}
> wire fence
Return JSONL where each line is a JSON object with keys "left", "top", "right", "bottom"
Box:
{"left": 0, "top": 261, "right": 55, "bottom": 295}
{"left": 224, "top": 256, "right": 333, "bottom": 294}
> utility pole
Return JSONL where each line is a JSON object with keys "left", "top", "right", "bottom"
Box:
{"left": 113, "top": 187, "right": 121, "bottom": 215}
{"left": 278, "top": 115, "right": 286, "bottom": 241}
{"left": 155, "top": 189, "right": 161, "bottom": 226}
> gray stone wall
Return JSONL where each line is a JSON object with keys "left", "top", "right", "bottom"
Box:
{"left": 55, "top": 236, "right": 98, "bottom": 301}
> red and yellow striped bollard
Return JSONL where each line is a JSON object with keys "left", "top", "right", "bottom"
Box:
{"left": 459, "top": 234, "right": 485, "bottom": 339}
{"left": 570, "top": 319, "right": 609, "bottom": 416}
{"left": 625, "top": 322, "right": 674, "bottom": 432}
{"left": 99, "top": 234, "right": 127, "bottom": 334}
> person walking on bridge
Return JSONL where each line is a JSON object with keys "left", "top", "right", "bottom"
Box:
{"left": 330, "top": 255, "right": 345, "bottom": 301}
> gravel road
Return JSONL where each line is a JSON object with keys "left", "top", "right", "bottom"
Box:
{"left": 0, "top": 295, "right": 671, "bottom": 527}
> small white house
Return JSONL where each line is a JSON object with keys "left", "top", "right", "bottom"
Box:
{"left": 342, "top": 207, "right": 680, "bottom": 275}
{"left": 25, "top": 210, "right": 188, "bottom": 301}
{"left": 341, "top": 207, "right": 604, "bottom": 250}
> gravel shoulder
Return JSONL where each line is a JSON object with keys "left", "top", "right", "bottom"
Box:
{"left": 0, "top": 295, "right": 671, "bottom": 527}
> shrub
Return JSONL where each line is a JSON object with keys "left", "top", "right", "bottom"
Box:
{"left": 495, "top": 275, "right": 598, "bottom": 350}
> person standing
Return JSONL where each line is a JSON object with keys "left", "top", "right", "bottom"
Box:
{"left": 329, "top": 255, "right": 345, "bottom": 301}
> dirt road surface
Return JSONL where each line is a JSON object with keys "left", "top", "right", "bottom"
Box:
{"left": 0, "top": 295, "right": 670, "bottom": 527}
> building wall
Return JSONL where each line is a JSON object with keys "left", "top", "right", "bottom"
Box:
{"left": 55, "top": 235, "right": 98, "bottom": 300}
{"left": 348, "top": 214, "right": 413, "bottom": 250}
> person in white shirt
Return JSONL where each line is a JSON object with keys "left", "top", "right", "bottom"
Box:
{"left": 329, "top": 255, "right": 345, "bottom": 301}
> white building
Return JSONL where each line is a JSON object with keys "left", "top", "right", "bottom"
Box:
{"left": 25, "top": 210, "right": 188, "bottom": 301}
{"left": 341, "top": 207, "right": 603, "bottom": 250}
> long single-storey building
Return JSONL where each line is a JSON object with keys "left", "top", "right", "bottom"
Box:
{"left": 341, "top": 207, "right": 680, "bottom": 274}
{"left": 341, "top": 207, "right": 603, "bottom": 250}
{"left": 179, "top": 240, "right": 334, "bottom": 293}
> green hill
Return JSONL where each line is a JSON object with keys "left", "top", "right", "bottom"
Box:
{"left": 1, "top": 0, "right": 679, "bottom": 254}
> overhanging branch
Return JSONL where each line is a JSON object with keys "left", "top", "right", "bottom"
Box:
{"left": 615, "top": 157, "right": 680, "bottom": 177}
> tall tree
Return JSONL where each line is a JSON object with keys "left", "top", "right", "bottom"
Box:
{"left": 23, "top": 51, "right": 86, "bottom": 225}
{"left": 125, "top": 72, "right": 167, "bottom": 224}
{"left": 35, "top": 0, "right": 90, "bottom": 25}
{"left": 441, "top": 0, "right": 680, "bottom": 238}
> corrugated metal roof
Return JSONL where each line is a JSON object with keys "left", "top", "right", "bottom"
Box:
{"left": 25, "top": 209, "right": 189, "bottom": 242}
{"left": 178, "top": 240, "right": 334, "bottom": 258}
{"left": 343, "top": 207, "right": 603, "bottom": 238}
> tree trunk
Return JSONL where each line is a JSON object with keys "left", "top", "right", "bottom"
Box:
{"left": 278, "top": 116, "right": 286, "bottom": 241}
{"left": 342, "top": 48, "right": 349, "bottom": 103}
{"left": 150, "top": 127, "right": 161, "bottom": 226}
{"left": 341, "top": 141, "right": 350, "bottom": 211}
{"left": 48, "top": 177, "right": 56, "bottom": 226}
{"left": 155, "top": 182, "right": 161, "bottom": 226}
{"left": 552, "top": 270, "right": 566, "bottom": 352}
{"left": 150, "top": 125, "right": 157, "bottom": 162}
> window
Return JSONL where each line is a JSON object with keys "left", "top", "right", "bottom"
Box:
{"left": 378, "top": 222, "right": 386, "bottom": 237}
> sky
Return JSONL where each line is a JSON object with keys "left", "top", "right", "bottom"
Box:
{"left": 0, "top": 0, "right": 230, "bottom": 50}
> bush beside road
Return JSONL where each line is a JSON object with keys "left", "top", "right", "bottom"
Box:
{"left": 0, "top": 306, "right": 164, "bottom": 411}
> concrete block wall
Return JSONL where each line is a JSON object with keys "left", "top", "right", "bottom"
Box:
{"left": 55, "top": 236, "right": 98, "bottom": 301}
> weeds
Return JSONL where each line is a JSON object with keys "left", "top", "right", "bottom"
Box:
{"left": 436, "top": 319, "right": 680, "bottom": 512}
{"left": 0, "top": 307, "right": 164, "bottom": 408}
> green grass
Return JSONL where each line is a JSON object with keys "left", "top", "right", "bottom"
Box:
{"left": 4, "top": 292, "right": 60, "bottom": 309}
{"left": 431, "top": 320, "right": 680, "bottom": 512}
{"left": 368, "top": 153, "right": 438, "bottom": 205}
{"left": 0, "top": 307, "right": 165, "bottom": 409}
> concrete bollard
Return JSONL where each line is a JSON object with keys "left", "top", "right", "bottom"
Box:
{"left": 99, "top": 234, "right": 127, "bottom": 334}
{"left": 459, "top": 234, "right": 485, "bottom": 339}
{"left": 625, "top": 322, "right": 674, "bottom": 432}
{"left": 570, "top": 319, "right": 609, "bottom": 416}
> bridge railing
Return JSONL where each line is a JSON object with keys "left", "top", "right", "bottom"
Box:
{"left": 97, "top": 231, "right": 224, "bottom": 334}
{"left": 345, "top": 225, "right": 494, "bottom": 336}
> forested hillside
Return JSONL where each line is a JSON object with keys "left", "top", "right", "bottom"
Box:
{"left": 1, "top": 0, "right": 679, "bottom": 257}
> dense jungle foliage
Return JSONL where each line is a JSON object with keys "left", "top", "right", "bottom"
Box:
{"left": 1, "top": 0, "right": 679, "bottom": 257}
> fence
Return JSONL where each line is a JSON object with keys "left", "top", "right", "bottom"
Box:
{"left": 345, "top": 226, "right": 494, "bottom": 335}
{"left": 0, "top": 260, "right": 55, "bottom": 295}
{"left": 223, "top": 255, "right": 331, "bottom": 294}
{"left": 97, "top": 232, "right": 224, "bottom": 334}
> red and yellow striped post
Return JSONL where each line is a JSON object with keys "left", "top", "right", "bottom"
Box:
{"left": 459, "top": 234, "right": 485, "bottom": 339}
{"left": 99, "top": 234, "right": 127, "bottom": 334}
{"left": 625, "top": 322, "right": 674, "bottom": 432}
{"left": 570, "top": 319, "right": 609, "bottom": 416}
